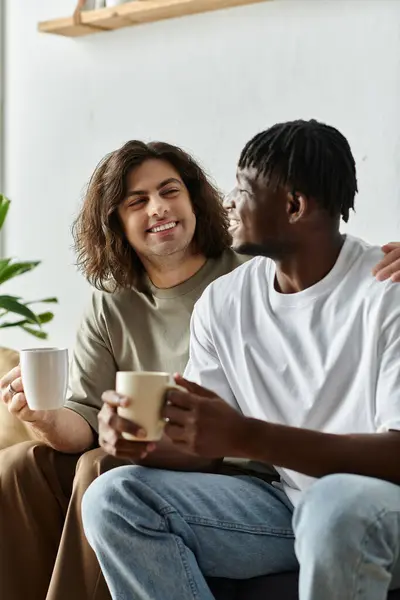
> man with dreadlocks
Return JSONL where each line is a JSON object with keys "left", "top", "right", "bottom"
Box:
{"left": 83, "top": 120, "right": 400, "bottom": 600}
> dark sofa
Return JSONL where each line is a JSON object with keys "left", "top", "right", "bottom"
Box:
{"left": 209, "top": 573, "right": 400, "bottom": 599}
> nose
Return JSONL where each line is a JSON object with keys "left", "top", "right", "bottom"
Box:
{"left": 223, "top": 189, "right": 237, "bottom": 210}
{"left": 147, "top": 193, "right": 169, "bottom": 218}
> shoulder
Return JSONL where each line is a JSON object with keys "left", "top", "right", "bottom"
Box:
{"left": 84, "top": 285, "right": 145, "bottom": 327}
{"left": 195, "top": 255, "right": 270, "bottom": 317}
{"left": 88, "top": 287, "right": 127, "bottom": 314}
{"left": 345, "top": 235, "right": 400, "bottom": 324}
{"left": 346, "top": 235, "right": 395, "bottom": 294}
{"left": 210, "top": 254, "right": 267, "bottom": 292}
{"left": 346, "top": 235, "right": 384, "bottom": 277}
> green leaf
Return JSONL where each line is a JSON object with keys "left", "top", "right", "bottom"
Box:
{"left": 0, "top": 312, "right": 53, "bottom": 329}
{"left": 36, "top": 311, "right": 54, "bottom": 324}
{"left": 0, "top": 294, "right": 22, "bottom": 302}
{"left": 0, "top": 318, "right": 29, "bottom": 328}
{"left": 0, "top": 261, "right": 41, "bottom": 285}
{"left": 0, "top": 196, "right": 57, "bottom": 339}
{"left": 26, "top": 297, "right": 58, "bottom": 305}
{"left": 0, "top": 297, "right": 40, "bottom": 324}
{"left": 0, "top": 195, "right": 10, "bottom": 231}
{"left": 0, "top": 258, "right": 12, "bottom": 273}
{"left": 21, "top": 325, "right": 48, "bottom": 340}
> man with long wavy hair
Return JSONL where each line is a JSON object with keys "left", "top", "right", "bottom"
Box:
{"left": 0, "top": 138, "right": 399, "bottom": 600}
{"left": 0, "top": 141, "right": 244, "bottom": 600}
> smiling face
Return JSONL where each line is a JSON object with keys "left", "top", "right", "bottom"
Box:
{"left": 118, "top": 159, "right": 197, "bottom": 265}
{"left": 224, "top": 166, "right": 298, "bottom": 258}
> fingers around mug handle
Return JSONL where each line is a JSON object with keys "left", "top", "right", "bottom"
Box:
{"left": 164, "top": 384, "right": 188, "bottom": 407}
{"left": 166, "top": 384, "right": 188, "bottom": 394}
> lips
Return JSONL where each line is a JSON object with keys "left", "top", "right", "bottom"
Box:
{"left": 228, "top": 216, "right": 241, "bottom": 231}
{"left": 226, "top": 207, "right": 240, "bottom": 222}
{"left": 147, "top": 221, "right": 178, "bottom": 234}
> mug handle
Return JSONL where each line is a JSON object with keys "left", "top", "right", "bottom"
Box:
{"left": 158, "top": 383, "right": 188, "bottom": 429}
{"left": 165, "top": 383, "right": 188, "bottom": 395}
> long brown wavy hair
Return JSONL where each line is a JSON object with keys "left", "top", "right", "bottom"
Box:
{"left": 72, "top": 141, "right": 232, "bottom": 292}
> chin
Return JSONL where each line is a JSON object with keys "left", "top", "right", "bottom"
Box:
{"left": 152, "top": 237, "right": 193, "bottom": 257}
{"left": 233, "top": 241, "right": 284, "bottom": 259}
{"left": 231, "top": 230, "right": 259, "bottom": 256}
{"left": 233, "top": 242, "right": 264, "bottom": 256}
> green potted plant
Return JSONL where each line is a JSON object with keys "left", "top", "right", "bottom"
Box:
{"left": 0, "top": 194, "right": 57, "bottom": 339}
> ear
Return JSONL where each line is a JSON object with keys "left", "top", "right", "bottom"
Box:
{"left": 286, "top": 190, "right": 308, "bottom": 224}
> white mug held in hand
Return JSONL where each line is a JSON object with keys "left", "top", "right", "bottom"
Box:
{"left": 105, "top": 0, "right": 133, "bottom": 7}
{"left": 20, "top": 348, "right": 69, "bottom": 411}
{"left": 116, "top": 371, "right": 185, "bottom": 441}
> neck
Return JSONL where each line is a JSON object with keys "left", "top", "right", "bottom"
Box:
{"left": 143, "top": 251, "right": 207, "bottom": 289}
{"left": 275, "top": 230, "right": 344, "bottom": 294}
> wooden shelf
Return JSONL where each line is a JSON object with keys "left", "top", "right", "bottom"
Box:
{"left": 38, "top": 0, "right": 270, "bottom": 38}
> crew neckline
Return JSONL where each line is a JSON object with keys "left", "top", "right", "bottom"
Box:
{"left": 268, "top": 235, "right": 357, "bottom": 308}
{"left": 145, "top": 257, "right": 218, "bottom": 299}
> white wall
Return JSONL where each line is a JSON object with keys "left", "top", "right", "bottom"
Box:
{"left": 2, "top": 0, "right": 400, "bottom": 351}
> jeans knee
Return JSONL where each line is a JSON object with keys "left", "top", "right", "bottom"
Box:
{"left": 293, "top": 474, "right": 400, "bottom": 563}
{"left": 82, "top": 466, "right": 122, "bottom": 540}
{"left": 81, "top": 464, "right": 157, "bottom": 544}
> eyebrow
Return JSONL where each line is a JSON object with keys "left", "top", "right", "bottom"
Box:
{"left": 125, "top": 178, "right": 182, "bottom": 198}
{"left": 236, "top": 171, "right": 247, "bottom": 183}
{"left": 236, "top": 172, "right": 257, "bottom": 189}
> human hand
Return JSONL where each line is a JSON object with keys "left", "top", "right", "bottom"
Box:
{"left": 163, "top": 374, "right": 248, "bottom": 458}
{"left": 0, "top": 365, "right": 47, "bottom": 423}
{"left": 99, "top": 391, "right": 156, "bottom": 460}
{"left": 373, "top": 242, "right": 400, "bottom": 282}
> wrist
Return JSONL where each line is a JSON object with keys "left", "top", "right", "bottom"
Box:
{"left": 28, "top": 408, "right": 58, "bottom": 429}
{"left": 27, "top": 408, "right": 67, "bottom": 447}
{"left": 232, "top": 416, "right": 271, "bottom": 461}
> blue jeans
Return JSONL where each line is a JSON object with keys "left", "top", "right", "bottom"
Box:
{"left": 82, "top": 467, "right": 400, "bottom": 600}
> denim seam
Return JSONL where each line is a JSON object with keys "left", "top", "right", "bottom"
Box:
{"left": 186, "top": 517, "right": 294, "bottom": 537}
{"left": 158, "top": 506, "right": 199, "bottom": 598}
{"left": 159, "top": 506, "right": 294, "bottom": 537}
{"left": 132, "top": 472, "right": 294, "bottom": 536}
{"left": 173, "top": 535, "right": 201, "bottom": 599}
{"left": 353, "top": 508, "right": 398, "bottom": 599}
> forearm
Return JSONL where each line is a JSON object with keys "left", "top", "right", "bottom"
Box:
{"left": 239, "top": 419, "right": 400, "bottom": 483}
{"left": 29, "top": 407, "right": 95, "bottom": 453}
{"left": 139, "top": 436, "right": 221, "bottom": 472}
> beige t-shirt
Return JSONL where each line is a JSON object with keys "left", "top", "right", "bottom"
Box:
{"left": 65, "top": 250, "right": 247, "bottom": 433}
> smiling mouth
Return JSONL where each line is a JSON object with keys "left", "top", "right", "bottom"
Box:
{"left": 147, "top": 221, "right": 178, "bottom": 234}
{"left": 228, "top": 219, "right": 240, "bottom": 229}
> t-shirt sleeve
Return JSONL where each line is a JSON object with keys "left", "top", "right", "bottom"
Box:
{"left": 184, "top": 291, "right": 240, "bottom": 411}
{"left": 375, "top": 293, "right": 400, "bottom": 433}
{"left": 64, "top": 293, "right": 117, "bottom": 434}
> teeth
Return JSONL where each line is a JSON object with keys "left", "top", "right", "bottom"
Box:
{"left": 149, "top": 222, "right": 177, "bottom": 233}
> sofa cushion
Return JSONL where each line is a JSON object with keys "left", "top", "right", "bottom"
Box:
{"left": 209, "top": 573, "right": 400, "bottom": 599}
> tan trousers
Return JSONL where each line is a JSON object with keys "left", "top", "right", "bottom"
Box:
{"left": 0, "top": 441, "right": 124, "bottom": 600}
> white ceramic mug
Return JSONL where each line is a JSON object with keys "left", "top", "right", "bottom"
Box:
{"left": 20, "top": 347, "right": 69, "bottom": 411}
{"left": 105, "top": 0, "right": 133, "bottom": 7}
{"left": 82, "top": 0, "right": 105, "bottom": 9}
{"left": 116, "top": 371, "right": 184, "bottom": 441}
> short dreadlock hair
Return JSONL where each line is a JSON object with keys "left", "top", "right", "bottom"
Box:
{"left": 238, "top": 119, "right": 358, "bottom": 223}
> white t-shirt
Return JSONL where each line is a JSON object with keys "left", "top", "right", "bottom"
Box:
{"left": 184, "top": 235, "right": 400, "bottom": 506}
